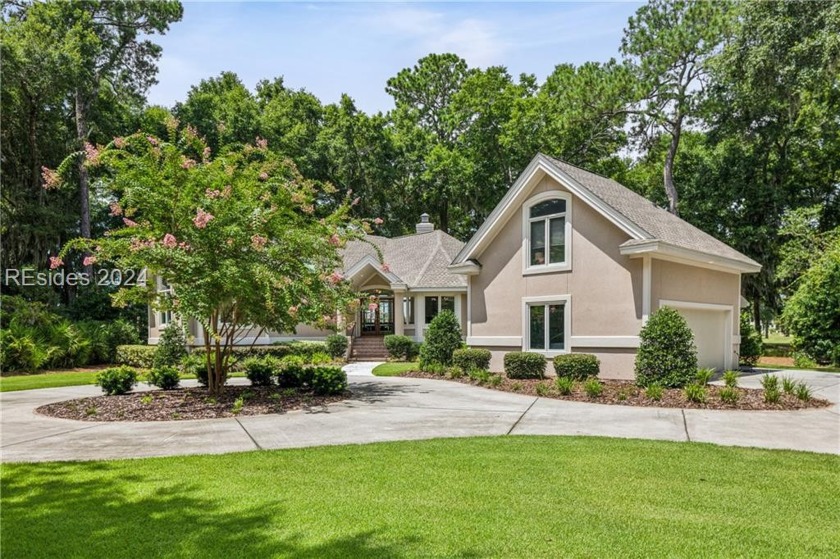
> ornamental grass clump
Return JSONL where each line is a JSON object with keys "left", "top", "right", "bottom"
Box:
{"left": 555, "top": 376, "right": 574, "bottom": 395}
{"left": 684, "top": 383, "right": 707, "bottom": 404}
{"left": 760, "top": 375, "right": 781, "bottom": 404}
{"left": 584, "top": 378, "right": 603, "bottom": 398}
{"left": 723, "top": 370, "right": 740, "bottom": 388}
{"left": 635, "top": 307, "right": 698, "bottom": 388}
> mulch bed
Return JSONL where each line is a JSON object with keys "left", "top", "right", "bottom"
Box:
{"left": 400, "top": 371, "right": 831, "bottom": 411}
{"left": 36, "top": 385, "right": 349, "bottom": 422}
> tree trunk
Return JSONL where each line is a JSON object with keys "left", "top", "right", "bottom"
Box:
{"left": 75, "top": 89, "right": 93, "bottom": 276}
{"left": 663, "top": 122, "right": 682, "bottom": 216}
{"left": 752, "top": 297, "right": 761, "bottom": 335}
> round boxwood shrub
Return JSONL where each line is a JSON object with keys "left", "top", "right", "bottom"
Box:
{"left": 384, "top": 335, "right": 417, "bottom": 361}
{"left": 418, "top": 310, "right": 462, "bottom": 368}
{"left": 635, "top": 307, "right": 697, "bottom": 388}
{"left": 277, "top": 356, "right": 307, "bottom": 388}
{"left": 153, "top": 324, "right": 188, "bottom": 368}
{"left": 553, "top": 353, "right": 600, "bottom": 380}
{"left": 325, "top": 334, "right": 349, "bottom": 359}
{"left": 146, "top": 366, "right": 181, "bottom": 390}
{"left": 452, "top": 348, "right": 492, "bottom": 372}
{"left": 310, "top": 366, "right": 348, "bottom": 395}
{"left": 738, "top": 313, "right": 763, "bottom": 367}
{"left": 504, "top": 352, "right": 546, "bottom": 379}
{"left": 243, "top": 356, "right": 278, "bottom": 386}
{"left": 95, "top": 366, "right": 138, "bottom": 395}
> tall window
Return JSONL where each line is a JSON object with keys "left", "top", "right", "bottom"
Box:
{"left": 526, "top": 301, "right": 567, "bottom": 352}
{"left": 528, "top": 198, "right": 566, "bottom": 267}
{"left": 424, "top": 295, "right": 457, "bottom": 324}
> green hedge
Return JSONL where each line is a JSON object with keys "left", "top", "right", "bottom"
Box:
{"left": 384, "top": 335, "right": 419, "bottom": 361}
{"left": 452, "top": 348, "right": 492, "bottom": 372}
{"left": 553, "top": 354, "right": 600, "bottom": 380}
{"left": 504, "top": 352, "right": 546, "bottom": 379}
{"left": 115, "top": 345, "right": 156, "bottom": 368}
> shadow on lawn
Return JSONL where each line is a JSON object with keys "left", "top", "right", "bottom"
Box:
{"left": 0, "top": 461, "right": 422, "bottom": 558}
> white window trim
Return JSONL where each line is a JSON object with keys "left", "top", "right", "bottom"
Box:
{"left": 157, "top": 277, "right": 173, "bottom": 328}
{"left": 522, "top": 191, "right": 573, "bottom": 275}
{"left": 522, "top": 294, "right": 572, "bottom": 357}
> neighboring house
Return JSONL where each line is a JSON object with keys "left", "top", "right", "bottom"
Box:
{"left": 150, "top": 153, "right": 760, "bottom": 377}
{"left": 448, "top": 154, "right": 760, "bottom": 377}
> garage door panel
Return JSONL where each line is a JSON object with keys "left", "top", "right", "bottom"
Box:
{"left": 675, "top": 308, "right": 727, "bottom": 370}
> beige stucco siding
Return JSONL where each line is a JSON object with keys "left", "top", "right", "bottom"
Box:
{"left": 470, "top": 175, "right": 643, "bottom": 343}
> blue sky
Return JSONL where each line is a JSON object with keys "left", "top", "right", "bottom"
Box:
{"left": 148, "top": 1, "right": 643, "bottom": 114}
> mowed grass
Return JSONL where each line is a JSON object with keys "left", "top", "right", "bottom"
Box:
{"left": 2, "top": 437, "right": 838, "bottom": 558}
{"left": 0, "top": 369, "right": 245, "bottom": 392}
{"left": 372, "top": 361, "right": 419, "bottom": 376}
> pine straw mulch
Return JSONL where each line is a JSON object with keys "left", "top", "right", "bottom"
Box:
{"left": 36, "top": 385, "right": 349, "bottom": 422}
{"left": 399, "top": 371, "right": 831, "bottom": 411}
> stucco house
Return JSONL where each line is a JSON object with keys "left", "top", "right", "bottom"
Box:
{"left": 150, "top": 153, "right": 760, "bottom": 376}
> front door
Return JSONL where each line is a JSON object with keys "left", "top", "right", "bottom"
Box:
{"left": 361, "top": 297, "right": 394, "bottom": 335}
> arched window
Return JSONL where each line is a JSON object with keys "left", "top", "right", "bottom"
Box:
{"left": 523, "top": 192, "right": 571, "bottom": 273}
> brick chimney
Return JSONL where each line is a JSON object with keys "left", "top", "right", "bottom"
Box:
{"left": 415, "top": 213, "right": 434, "bottom": 234}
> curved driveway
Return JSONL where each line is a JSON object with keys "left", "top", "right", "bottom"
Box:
{"left": 1, "top": 369, "right": 838, "bottom": 462}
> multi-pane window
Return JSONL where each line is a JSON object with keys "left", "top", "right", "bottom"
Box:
{"left": 528, "top": 303, "right": 565, "bottom": 351}
{"left": 424, "top": 295, "right": 457, "bottom": 324}
{"left": 159, "top": 278, "right": 173, "bottom": 326}
{"left": 528, "top": 198, "right": 566, "bottom": 267}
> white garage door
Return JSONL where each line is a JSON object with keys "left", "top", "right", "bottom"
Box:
{"left": 675, "top": 308, "right": 728, "bottom": 370}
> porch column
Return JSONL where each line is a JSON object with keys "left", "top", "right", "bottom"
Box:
{"left": 454, "top": 294, "right": 464, "bottom": 335}
{"left": 394, "top": 289, "right": 405, "bottom": 336}
{"left": 417, "top": 295, "right": 425, "bottom": 341}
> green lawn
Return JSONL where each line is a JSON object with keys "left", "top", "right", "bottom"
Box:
{"left": 2, "top": 437, "right": 838, "bottom": 558}
{"left": 372, "top": 361, "right": 419, "bottom": 376}
{"left": 0, "top": 369, "right": 245, "bottom": 392}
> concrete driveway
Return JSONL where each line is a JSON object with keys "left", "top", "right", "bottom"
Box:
{"left": 1, "top": 368, "right": 837, "bottom": 462}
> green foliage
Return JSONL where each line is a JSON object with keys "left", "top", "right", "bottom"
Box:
{"left": 695, "top": 368, "right": 715, "bottom": 386}
{"left": 760, "top": 375, "right": 781, "bottom": 404}
{"left": 423, "top": 362, "right": 446, "bottom": 376}
{"left": 780, "top": 241, "right": 840, "bottom": 365}
{"left": 723, "top": 370, "right": 740, "bottom": 388}
{"left": 794, "top": 382, "right": 812, "bottom": 402}
{"left": 553, "top": 353, "right": 600, "bottom": 380}
{"left": 383, "top": 335, "right": 418, "bottom": 361}
{"left": 719, "top": 386, "right": 739, "bottom": 405}
{"left": 179, "top": 354, "right": 213, "bottom": 387}
{"left": 555, "top": 376, "right": 574, "bottom": 395}
{"left": 310, "top": 366, "right": 347, "bottom": 395}
{"left": 504, "top": 352, "right": 546, "bottom": 379}
{"left": 645, "top": 384, "right": 664, "bottom": 401}
{"left": 452, "top": 348, "right": 492, "bottom": 373}
{"left": 635, "top": 307, "right": 698, "bottom": 388}
{"left": 310, "top": 352, "right": 332, "bottom": 366}
{"left": 467, "top": 367, "right": 492, "bottom": 384}
{"left": 418, "top": 310, "right": 462, "bottom": 368}
{"left": 739, "top": 314, "right": 763, "bottom": 366}
{"left": 145, "top": 366, "right": 180, "bottom": 391}
{"left": 95, "top": 366, "right": 138, "bottom": 396}
{"left": 287, "top": 342, "right": 330, "bottom": 361}
{"left": 277, "top": 358, "right": 306, "bottom": 389}
{"left": 115, "top": 345, "right": 156, "bottom": 369}
{"left": 792, "top": 352, "right": 818, "bottom": 369}
{"left": 243, "top": 357, "right": 278, "bottom": 387}
{"left": 583, "top": 378, "right": 603, "bottom": 398}
{"left": 535, "top": 382, "right": 550, "bottom": 397}
{"left": 153, "top": 324, "right": 188, "bottom": 368}
{"left": 487, "top": 373, "right": 502, "bottom": 387}
{"left": 684, "top": 383, "right": 707, "bottom": 404}
{"left": 325, "top": 335, "right": 348, "bottom": 359}
{"left": 781, "top": 376, "right": 797, "bottom": 395}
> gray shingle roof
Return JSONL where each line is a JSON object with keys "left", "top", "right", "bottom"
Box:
{"left": 343, "top": 230, "right": 467, "bottom": 289}
{"left": 542, "top": 156, "right": 759, "bottom": 268}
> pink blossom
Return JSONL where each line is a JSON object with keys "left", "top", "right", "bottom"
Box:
{"left": 109, "top": 201, "right": 122, "bottom": 216}
{"left": 301, "top": 204, "right": 314, "bottom": 215}
{"left": 328, "top": 271, "right": 344, "bottom": 285}
{"left": 178, "top": 241, "right": 191, "bottom": 250}
{"left": 83, "top": 256, "right": 97, "bottom": 266}
{"left": 381, "top": 263, "right": 391, "bottom": 273}
{"left": 146, "top": 136, "right": 158, "bottom": 146}
{"left": 226, "top": 238, "right": 234, "bottom": 246}
{"left": 255, "top": 137, "right": 268, "bottom": 150}
{"left": 351, "top": 197, "right": 360, "bottom": 207}
{"left": 205, "top": 188, "right": 221, "bottom": 199}
{"left": 373, "top": 217, "right": 384, "bottom": 225}
{"left": 83, "top": 142, "right": 100, "bottom": 166}
{"left": 113, "top": 137, "right": 126, "bottom": 149}
{"left": 49, "top": 256, "right": 63, "bottom": 269}
{"left": 368, "top": 303, "right": 378, "bottom": 312}
{"left": 291, "top": 192, "right": 306, "bottom": 204}
{"left": 289, "top": 305, "right": 299, "bottom": 315}
{"left": 250, "top": 234, "right": 267, "bottom": 250}
{"left": 162, "top": 233, "right": 177, "bottom": 248}
{"left": 193, "top": 209, "right": 214, "bottom": 229}
{"left": 123, "top": 218, "right": 139, "bottom": 227}
{"left": 202, "top": 146, "right": 212, "bottom": 161}
{"left": 221, "top": 185, "right": 232, "bottom": 198}
{"left": 41, "top": 167, "right": 61, "bottom": 190}
{"left": 259, "top": 172, "right": 269, "bottom": 181}
{"left": 329, "top": 234, "right": 341, "bottom": 247}
{"left": 181, "top": 157, "right": 196, "bottom": 169}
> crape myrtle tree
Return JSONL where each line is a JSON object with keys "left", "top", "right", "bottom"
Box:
{"left": 46, "top": 122, "right": 373, "bottom": 394}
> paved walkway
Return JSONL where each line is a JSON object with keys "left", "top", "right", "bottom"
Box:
{"left": 1, "top": 369, "right": 837, "bottom": 462}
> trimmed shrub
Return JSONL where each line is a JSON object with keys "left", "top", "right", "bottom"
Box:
{"left": 96, "top": 366, "right": 138, "bottom": 395}
{"left": 738, "top": 314, "right": 763, "bottom": 366}
{"left": 384, "top": 335, "right": 418, "bottom": 361}
{"left": 277, "top": 359, "right": 308, "bottom": 389}
{"left": 180, "top": 353, "right": 217, "bottom": 387}
{"left": 553, "top": 353, "right": 600, "bottom": 380}
{"left": 504, "top": 352, "right": 546, "bottom": 379}
{"left": 310, "top": 366, "right": 347, "bottom": 395}
{"left": 635, "top": 307, "right": 697, "bottom": 388}
{"left": 115, "top": 345, "right": 156, "bottom": 368}
{"left": 287, "top": 341, "right": 329, "bottom": 361}
{"left": 310, "top": 352, "right": 332, "bottom": 365}
{"left": 153, "top": 324, "right": 188, "bottom": 368}
{"left": 418, "top": 311, "right": 462, "bottom": 367}
{"left": 146, "top": 366, "right": 180, "bottom": 390}
{"left": 452, "top": 348, "right": 491, "bottom": 372}
{"left": 325, "top": 334, "right": 348, "bottom": 359}
{"left": 243, "top": 357, "right": 278, "bottom": 386}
